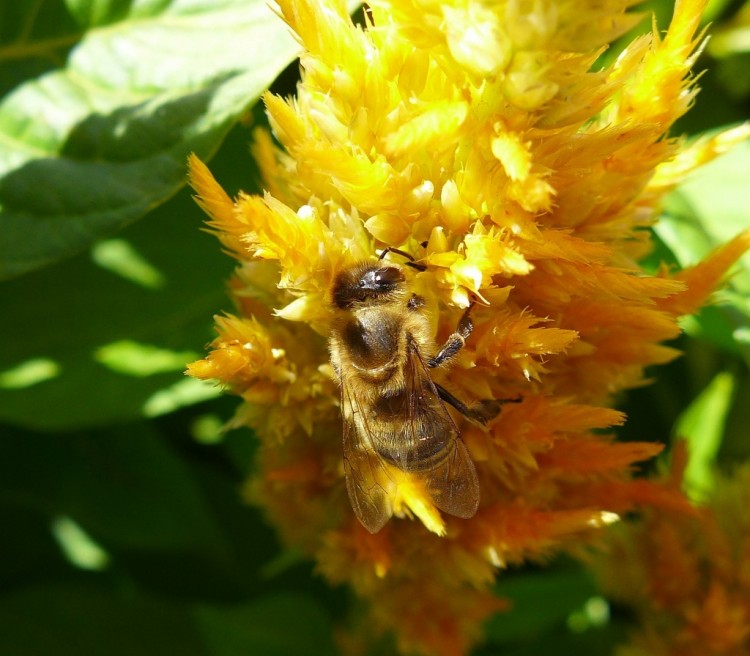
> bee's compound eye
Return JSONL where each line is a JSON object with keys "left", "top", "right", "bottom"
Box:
{"left": 352, "top": 265, "right": 405, "bottom": 298}
{"left": 375, "top": 267, "right": 404, "bottom": 286}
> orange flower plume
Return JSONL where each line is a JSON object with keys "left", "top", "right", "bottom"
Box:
{"left": 186, "top": 0, "right": 749, "bottom": 653}
{"left": 591, "top": 449, "right": 750, "bottom": 656}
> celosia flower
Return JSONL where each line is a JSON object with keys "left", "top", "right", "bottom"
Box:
{"left": 187, "top": 0, "right": 750, "bottom": 653}
{"left": 591, "top": 448, "right": 750, "bottom": 656}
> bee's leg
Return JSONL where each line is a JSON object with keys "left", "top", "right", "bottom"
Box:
{"left": 428, "top": 305, "right": 474, "bottom": 368}
{"left": 434, "top": 383, "right": 492, "bottom": 423}
{"left": 407, "top": 294, "right": 425, "bottom": 311}
{"left": 435, "top": 383, "right": 522, "bottom": 424}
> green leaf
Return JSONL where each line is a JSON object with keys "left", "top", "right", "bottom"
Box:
{"left": 0, "top": 165, "right": 234, "bottom": 430}
{"left": 0, "top": 423, "right": 228, "bottom": 554}
{"left": 194, "top": 594, "right": 337, "bottom": 656}
{"left": 709, "top": 3, "right": 750, "bottom": 58}
{"left": 659, "top": 138, "right": 750, "bottom": 363}
{"left": 0, "top": 584, "right": 206, "bottom": 656}
{"left": 715, "top": 54, "right": 750, "bottom": 101}
{"left": 0, "top": 586, "right": 335, "bottom": 656}
{"left": 0, "top": 0, "right": 301, "bottom": 279}
{"left": 477, "top": 621, "right": 626, "bottom": 656}
{"left": 63, "top": 427, "right": 229, "bottom": 553}
{"left": 662, "top": 140, "right": 750, "bottom": 254}
{"left": 0, "top": 2, "right": 81, "bottom": 98}
{"left": 50, "top": 515, "right": 111, "bottom": 571}
{"left": 0, "top": 502, "right": 71, "bottom": 588}
{"left": 722, "top": 371, "right": 750, "bottom": 463}
{"left": 677, "top": 371, "right": 736, "bottom": 500}
{"left": 704, "top": 0, "right": 739, "bottom": 23}
{"left": 486, "top": 566, "right": 598, "bottom": 644}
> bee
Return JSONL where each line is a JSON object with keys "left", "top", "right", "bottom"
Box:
{"left": 328, "top": 249, "right": 505, "bottom": 533}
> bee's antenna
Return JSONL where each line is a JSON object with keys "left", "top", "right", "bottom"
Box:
{"left": 378, "top": 247, "right": 427, "bottom": 271}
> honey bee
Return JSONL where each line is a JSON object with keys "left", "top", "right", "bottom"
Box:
{"left": 329, "top": 249, "right": 505, "bottom": 533}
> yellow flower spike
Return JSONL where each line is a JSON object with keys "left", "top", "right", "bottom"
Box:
{"left": 364, "top": 213, "right": 411, "bottom": 246}
{"left": 187, "top": 0, "right": 750, "bottom": 653}
{"left": 508, "top": 171, "right": 556, "bottom": 214}
{"left": 384, "top": 100, "right": 469, "bottom": 157}
{"left": 442, "top": 3, "right": 512, "bottom": 78}
{"left": 262, "top": 93, "right": 307, "bottom": 152}
{"left": 425, "top": 225, "right": 450, "bottom": 254}
{"left": 439, "top": 179, "right": 474, "bottom": 234}
{"left": 658, "top": 230, "right": 750, "bottom": 318}
{"left": 651, "top": 122, "right": 750, "bottom": 191}
{"left": 274, "top": 0, "right": 355, "bottom": 62}
{"left": 503, "top": 50, "right": 560, "bottom": 110}
{"left": 503, "top": 0, "right": 558, "bottom": 50}
{"left": 475, "top": 309, "right": 580, "bottom": 379}
{"left": 187, "top": 154, "right": 234, "bottom": 228}
{"left": 396, "top": 47, "right": 430, "bottom": 98}
{"left": 187, "top": 314, "right": 299, "bottom": 397}
{"left": 250, "top": 128, "right": 292, "bottom": 205}
{"left": 187, "top": 155, "right": 248, "bottom": 259}
{"left": 464, "top": 223, "right": 532, "bottom": 279}
{"left": 491, "top": 128, "right": 532, "bottom": 181}
{"left": 615, "top": 0, "right": 708, "bottom": 125}
{"left": 295, "top": 144, "right": 403, "bottom": 215}
{"left": 274, "top": 292, "right": 329, "bottom": 325}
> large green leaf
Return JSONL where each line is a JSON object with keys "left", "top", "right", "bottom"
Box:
{"left": 0, "top": 0, "right": 301, "bottom": 279}
{"left": 0, "top": 423, "right": 228, "bottom": 554}
{"left": 0, "top": 502, "right": 71, "bottom": 589}
{"left": 0, "top": 170, "right": 234, "bottom": 429}
{"left": 486, "top": 565, "right": 599, "bottom": 644}
{"left": 0, "top": 584, "right": 207, "bottom": 656}
{"left": 0, "top": 1, "right": 80, "bottom": 97}
{"left": 0, "top": 584, "right": 335, "bottom": 656}
{"left": 195, "top": 594, "right": 338, "bottom": 656}
{"left": 476, "top": 622, "right": 625, "bottom": 656}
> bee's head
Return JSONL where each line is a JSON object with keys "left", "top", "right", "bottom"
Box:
{"left": 332, "top": 263, "right": 406, "bottom": 309}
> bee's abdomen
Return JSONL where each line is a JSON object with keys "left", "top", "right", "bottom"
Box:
{"left": 371, "top": 394, "right": 454, "bottom": 473}
{"left": 377, "top": 433, "right": 453, "bottom": 473}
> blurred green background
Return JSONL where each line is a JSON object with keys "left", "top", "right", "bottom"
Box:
{"left": 0, "top": 1, "right": 748, "bottom": 654}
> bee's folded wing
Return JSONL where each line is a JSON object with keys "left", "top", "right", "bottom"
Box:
{"left": 424, "top": 437, "right": 479, "bottom": 519}
{"left": 405, "top": 339, "right": 480, "bottom": 520}
{"left": 341, "top": 390, "right": 394, "bottom": 534}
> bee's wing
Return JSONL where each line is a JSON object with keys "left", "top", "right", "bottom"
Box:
{"left": 341, "top": 382, "right": 394, "bottom": 533}
{"left": 405, "top": 338, "right": 480, "bottom": 519}
{"left": 424, "top": 432, "right": 480, "bottom": 519}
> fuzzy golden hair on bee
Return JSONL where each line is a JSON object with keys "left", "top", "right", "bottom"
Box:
{"left": 327, "top": 253, "right": 512, "bottom": 533}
